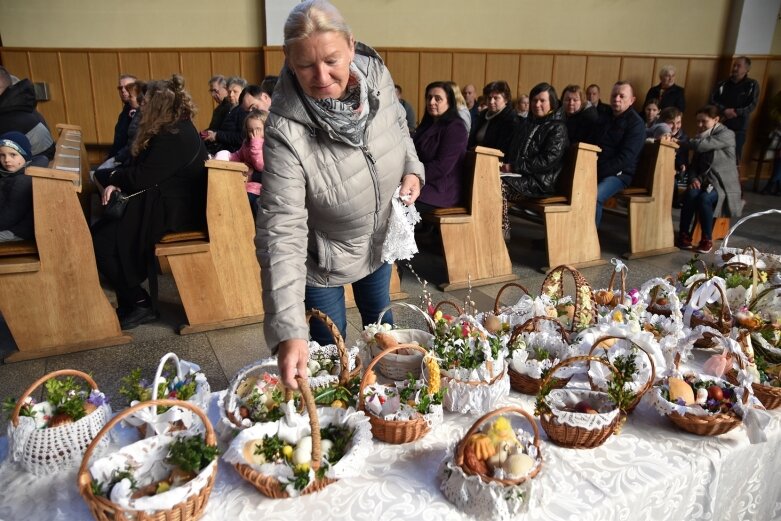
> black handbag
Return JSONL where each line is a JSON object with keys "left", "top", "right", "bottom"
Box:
{"left": 103, "top": 188, "right": 146, "bottom": 220}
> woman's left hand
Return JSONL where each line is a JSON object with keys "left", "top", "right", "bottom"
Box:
{"left": 102, "top": 185, "right": 120, "bottom": 205}
{"left": 399, "top": 173, "right": 421, "bottom": 206}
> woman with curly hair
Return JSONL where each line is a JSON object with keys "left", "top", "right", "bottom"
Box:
{"left": 92, "top": 74, "right": 208, "bottom": 329}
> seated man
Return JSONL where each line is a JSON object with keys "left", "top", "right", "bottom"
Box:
{"left": 204, "top": 76, "right": 247, "bottom": 153}
{"left": 107, "top": 74, "right": 138, "bottom": 160}
{"left": 240, "top": 75, "right": 277, "bottom": 112}
{"left": 206, "top": 75, "right": 231, "bottom": 131}
{"left": 593, "top": 81, "right": 645, "bottom": 226}
{"left": 0, "top": 67, "right": 56, "bottom": 160}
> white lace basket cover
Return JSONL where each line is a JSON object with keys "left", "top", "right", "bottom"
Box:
{"left": 381, "top": 186, "right": 421, "bottom": 263}
{"left": 217, "top": 357, "right": 281, "bottom": 439}
{"left": 8, "top": 402, "right": 112, "bottom": 476}
{"left": 222, "top": 404, "right": 373, "bottom": 498}
{"left": 307, "top": 341, "right": 361, "bottom": 390}
{"left": 544, "top": 389, "right": 620, "bottom": 430}
{"left": 509, "top": 329, "right": 577, "bottom": 379}
{"left": 123, "top": 353, "right": 211, "bottom": 437}
{"left": 88, "top": 431, "right": 216, "bottom": 513}
{"left": 439, "top": 428, "right": 541, "bottom": 521}
{"left": 441, "top": 359, "right": 511, "bottom": 416}
{"left": 362, "top": 378, "right": 444, "bottom": 428}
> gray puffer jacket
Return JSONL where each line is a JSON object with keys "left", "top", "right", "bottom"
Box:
{"left": 255, "top": 42, "right": 425, "bottom": 349}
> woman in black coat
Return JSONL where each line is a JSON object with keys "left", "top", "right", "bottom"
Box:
{"left": 468, "top": 80, "right": 518, "bottom": 157}
{"left": 93, "top": 75, "right": 208, "bottom": 329}
{"left": 501, "top": 82, "right": 569, "bottom": 236}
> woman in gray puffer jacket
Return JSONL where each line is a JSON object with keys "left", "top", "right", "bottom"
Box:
{"left": 256, "top": 0, "right": 424, "bottom": 389}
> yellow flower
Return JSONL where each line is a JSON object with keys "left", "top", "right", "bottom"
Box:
{"left": 425, "top": 354, "right": 441, "bottom": 395}
{"left": 434, "top": 310, "right": 443, "bottom": 321}
{"left": 612, "top": 310, "right": 624, "bottom": 322}
{"left": 295, "top": 463, "right": 310, "bottom": 473}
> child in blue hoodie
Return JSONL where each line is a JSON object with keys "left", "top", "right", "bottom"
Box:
{"left": 0, "top": 131, "right": 47, "bottom": 241}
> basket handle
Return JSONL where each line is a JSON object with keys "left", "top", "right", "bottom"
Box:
{"left": 492, "top": 282, "right": 531, "bottom": 314}
{"left": 149, "top": 352, "right": 185, "bottom": 413}
{"left": 538, "top": 355, "right": 619, "bottom": 399}
{"left": 433, "top": 300, "right": 463, "bottom": 318}
{"left": 293, "top": 376, "right": 322, "bottom": 471}
{"left": 509, "top": 316, "right": 569, "bottom": 347}
{"left": 587, "top": 335, "right": 656, "bottom": 411}
{"left": 375, "top": 301, "right": 436, "bottom": 333}
{"left": 357, "top": 343, "right": 430, "bottom": 412}
{"left": 606, "top": 261, "right": 627, "bottom": 298}
{"left": 685, "top": 277, "right": 732, "bottom": 327}
{"left": 454, "top": 405, "right": 541, "bottom": 476}
{"left": 541, "top": 265, "right": 596, "bottom": 332}
{"left": 307, "top": 308, "right": 350, "bottom": 386}
{"left": 76, "top": 398, "right": 216, "bottom": 495}
{"left": 12, "top": 369, "right": 99, "bottom": 427}
{"left": 225, "top": 360, "right": 293, "bottom": 427}
{"left": 748, "top": 284, "right": 781, "bottom": 312}
{"left": 722, "top": 209, "right": 781, "bottom": 250}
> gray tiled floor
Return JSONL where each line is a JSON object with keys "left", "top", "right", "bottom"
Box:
{"left": 1, "top": 183, "right": 778, "bottom": 432}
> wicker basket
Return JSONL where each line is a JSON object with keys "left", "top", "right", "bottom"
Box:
{"left": 645, "top": 275, "right": 680, "bottom": 317}
{"left": 594, "top": 263, "right": 627, "bottom": 308}
{"left": 127, "top": 352, "right": 211, "bottom": 438}
{"left": 366, "top": 301, "right": 435, "bottom": 380}
{"left": 219, "top": 359, "right": 294, "bottom": 433}
{"left": 454, "top": 405, "right": 542, "bottom": 485}
{"left": 233, "top": 376, "right": 338, "bottom": 498}
{"left": 725, "top": 332, "right": 781, "bottom": 410}
{"left": 685, "top": 277, "right": 734, "bottom": 335}
{"left": 492, "top": 282, "right": 532, "bottom": 315}
{"left": 307, "top": 308, "right": 362, "bottom": 401}
{"left": 586, "top": 335, "right": 656, "bottom": 414}
{"left": 77, "top": 399, "right": 217, "bottom": 521}
{"left": 433, "top": 299, "right": 464, "bottom": 318}
{"left": 359, "top": 343, "right": 439, "bottom": 444}
{"left": 540, "top": 265, "right": 597, "bottom": 332}
{"left": 9, "top": 369, "right": 112, "bottom": 476}
{"left": 714, "top": 209, "right": 781, "bottom": 275}
{"left": 507, "top": 316, "right": 572, "bottom": 395}
{"left": 537, "top": 356, "right": 621, "bottom": 449}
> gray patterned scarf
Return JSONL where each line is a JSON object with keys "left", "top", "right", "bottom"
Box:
{"left": 302, "top": 62, "right": 369, "bottom": 147}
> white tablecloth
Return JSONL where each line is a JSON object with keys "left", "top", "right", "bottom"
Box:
{"left": 2, "top": 382, "right": 781, "bottom": 521}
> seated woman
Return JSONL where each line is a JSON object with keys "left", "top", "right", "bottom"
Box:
{"left": 468, "top": 80, "right": 518, "bottom": 157}
{"left": 500, "top": 82, "right": 569, "bottom": 237}
{"left": 677, "top": 105, "right": 742, "bottom": 254}
{"left": 0, "top": 132, "right": 48, "bottom": 242}
{"left": 515, "top": 94, "right": 529, "bottom": 120}
{"left": 203, "top": 76, "right": 247, "bottom": 153}
{"left": 92, "top": 74, "right": 208, "bottom": 330}
{"left": 643, "top": 98, "right": 661, "bottom": 137}
{"left": 447, "top": 81, "right": 472, "bottom": 136}
{"left": 561, "top": 84, "right": 598, "bottom": 145}
{"left": 413, "top": 81, "right": 468, "bottom": 214}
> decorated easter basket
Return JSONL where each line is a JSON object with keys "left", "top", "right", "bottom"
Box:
{"left": 507, "top": 316, "right": 574, "bottom": 395}
{"left": 439, "top": 406, "right": 543, "bottom": 520}
{"left": 486, "top": 282, "right": 534, "bottom": 330}
{"left": 648, "top": 330, "right": 765, "bottom": 438}
{"left": 7, "top": 369, "right": 112, "bottom": 476}
{"left": 431, "top": 311, "right": 510, "bottom": 415}
{"left": 540, "top": 265, "right": 598, "bottom": 333}
{"left": 536, "top": 356, "right": 622, "bottom": 449}
{"left": 358, "top": 343, "right": 443, "bottom": 444}
{"left": 77, "top": 399, "right": 218, "bottom": 521}
{"left": 713, "top": 209, "right": 781, "bottom": 274}
{"left": 637, "top": 277, "right": 685, "bottom": 356}
{"left": 586, "top": 335, "right": 656, "bottom": 414}
{"left": 593, "top": 260, "right": 627, "bottom": 309}
{"left": 725, "top": 331, "right": 781, "bottom": 410}
{"left": 122, "top": 352, "right": 211, "bottom": 438}
{"left": 306, "top": 308, "right": 363, "bottom": 402}
{"left": 746, "top": 284, "right": 781, "bottom": 364}
{"left": 226, "top": 376, "right": 372, "bottom": 499}
{"left": 361, "top": 301, "right": 436, "bottom": 381}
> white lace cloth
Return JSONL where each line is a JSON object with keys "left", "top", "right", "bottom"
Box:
{"left": 381, "top": 186, "right": 421, "bottom": 263}
{"left": 2, "top": 362, "right": 781, "bottom": 521}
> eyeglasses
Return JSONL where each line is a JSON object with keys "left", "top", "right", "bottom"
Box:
{"left": 208, "top": 88, "right": 220, "bottom": 94}
{"left": 117, "top": 86, "right": 129, "bottom": 91}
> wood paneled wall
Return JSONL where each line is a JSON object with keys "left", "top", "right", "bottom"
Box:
{"left": 4, "top": 45, "right": 781, "bottom": 172}
{"left": 0, "top": 48, "right": 265, "bottom": 146}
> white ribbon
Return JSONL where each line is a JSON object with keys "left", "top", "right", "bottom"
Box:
{"left": 683, "top": 277, "right": 729, "bottom": 326}
{"left": 611, "top": 258, "right": 627, "bottom": 273}
{"left": 733, "top": 387, "right": 771, "bottom": 444}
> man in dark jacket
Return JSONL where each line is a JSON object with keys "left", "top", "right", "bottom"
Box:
{"left": 710, "top": 56, "right": 759, "bottom": 162}
{"left": 594, "top": 81, "right": 646, "bottom": 226}
{"left": 206, "top": 75, "right": 231, "bottom": 131}
{"left": 0, "top": 67, "right": 55, "bottom": 160}
{"left": 108, "top": 74, "right": 138, "bottom": 159}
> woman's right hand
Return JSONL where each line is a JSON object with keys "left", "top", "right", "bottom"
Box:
{"left": 101, "top": 185, "right": 120, "bottom": 205}
{"left": 277, "top": 338, "right": 309, "bottom": 389}
{"left": 689, "top": 178, "right": 701, "bottom": 190}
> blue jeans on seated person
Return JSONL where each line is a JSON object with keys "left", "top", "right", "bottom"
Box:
{"left": 304, "top": 262, "right": 393, "bottom": 346}
{"left": 679, "top": 187, "right": 718, "bottom": 240}
{"left": 595, "top": 175, "right": 629, "bottom": 227}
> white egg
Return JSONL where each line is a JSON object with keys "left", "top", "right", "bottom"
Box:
{"left": 307, "top": 360, "right": 321, "bottom": 373}
{"left": 320, "top": 439, "right": 334, "bottom": 458}
{"left": 292, "top": 447, "right": 311, "bottom": 466}
{"left": 297, "top": 436, "right": 313, "bottom": 454}
{"left": 503, "top": 453, "right": 535, "bottom": 478}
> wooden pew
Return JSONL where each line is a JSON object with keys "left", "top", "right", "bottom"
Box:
{"left": 156, "top": 160, "right": 407, "bottom": 334}
{"left": 513, "top": 143, "right": 606, "bottom": 270}
{"left": 424, "top": 146, "right": 518, "bottom": 290}
{"left": 615, "top": 140, "right": 680, "bottom": 259}
{"left": 0, "top": 127, "right": 131, "bottom": 362}
{"left": 53, "top": 123, "right": 94, "bottom": 222}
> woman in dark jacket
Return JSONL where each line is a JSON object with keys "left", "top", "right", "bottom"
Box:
{"left": 413, "top": 81, "right": 468, "bottom": 213}
{"left": 468, "top": 80, "right": 518, "bottom": 157}
{"left": 501, "top": 82, "right": 569, "bottom": 236}
{"left": 561, "top": 84, "right": 598, "bottom": 145}
{"left": 93, "top": 75, "right": 208, "bottom": 329}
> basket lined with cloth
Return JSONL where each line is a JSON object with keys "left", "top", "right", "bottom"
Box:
{"left": 439, "top": 406, "right": 543, "bottom": 520}
{"left": 540, "top": 265, "right": 598, "bottom": 333}
{"left": 506, "top": 316, "right": 575, "bottom": 395}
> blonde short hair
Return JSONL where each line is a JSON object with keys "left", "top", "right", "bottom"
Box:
{"left": 447, "top": 81, "right": 467, "bottom": 110}
{"left": 284, "top": 0, "right": 352, "bottom": 49}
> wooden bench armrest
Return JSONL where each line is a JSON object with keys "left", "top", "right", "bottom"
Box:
{"left": 534, "top": 195, "right": 567, "bottom": 204}
{"left": 25, "top": 166, "right": 80, "bottom": 186}
{"left": 56, "top": 123, "right": 82, "bottom": 132}
{"left": 155, "top": 240, "right": 210, "bottom": 256}
{"left": 204, "top": 159, "right": 249, "bottom": 172}
{"left": 430, "top": 206, "right": 468, "bottom": 216}
{"left": 0, "top": 255, "right": 40, "bottom": 274}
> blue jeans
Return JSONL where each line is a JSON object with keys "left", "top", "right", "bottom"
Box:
{"left": 304, "top": 263, "right": 393, "bottom": 345}
{"left": 595, "top": 175, "right": 628, "bottom": 227}
{"left": 679, "top": 188, "right": 718, "bottom": 240}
